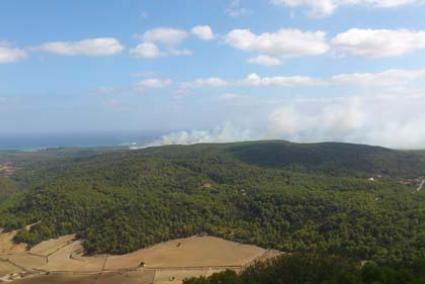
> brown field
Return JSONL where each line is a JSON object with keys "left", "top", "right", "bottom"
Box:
{"left": 0, "top": 230, "right": 281, "bottom": 284}
{"left": 0, "top": 230, "right": 27, "bottom": 254}
{"left": 40, "top": 241, "right": 107, "bottom": 272}
{"left": 13, "top": 271, "right": 156, "bottom": 284}
{"left": 30, "top": 235, "right": 75, "bottom": 256}
{"left": 0, "top": 260, "right": 21, "bottom": 276}
{"left": 105, "top": 236, "right": 266, "bottom": 270}
{"left": 5, "top": 254, "right": 46, "bottom": 270}
{"left": 13, "top": 273, "right": 102, "bottom": 284}
{"left": 96, "top": 271, "right": 156, "bottom": 284}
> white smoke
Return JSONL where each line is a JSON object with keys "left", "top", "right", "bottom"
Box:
{"left": 265, "top": 94, "right": 425, "bottom": 149}
{"left": 136, "top": 123, "right": 256, "bottom": 148}
{"left": 136, "top": 92, "right": 425, "bottom": 150}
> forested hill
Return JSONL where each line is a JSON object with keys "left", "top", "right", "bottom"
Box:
{"left": 140, "top": 140, "right": 425, "bottom": 177}
{"left": 1, "top": 140, "right": 425, "bottom": 262}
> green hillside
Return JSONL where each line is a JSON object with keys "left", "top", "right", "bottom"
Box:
{"left": 184, "top": 254, "right": 425, "bottom": 284}
{"left": 1, "top": 141, "right": 425, "bottom": 263}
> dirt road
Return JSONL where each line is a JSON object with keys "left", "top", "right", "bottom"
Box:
{"left": 417, "top": 178, "right": 425, "bottom": 192}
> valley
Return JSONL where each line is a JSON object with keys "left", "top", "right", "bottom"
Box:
{"left": 1, "top": 141, "right": 425, "bottom": 283}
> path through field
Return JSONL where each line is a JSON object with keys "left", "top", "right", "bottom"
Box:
{"left": 0, "top": 233, "right": 281, "bottom": 284}
{"left": 417, "top": 178, "right": 425, "bottom": 192}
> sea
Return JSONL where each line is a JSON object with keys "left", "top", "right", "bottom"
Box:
{"left": 0, "top": 131, "right": 162, "bottom": 151}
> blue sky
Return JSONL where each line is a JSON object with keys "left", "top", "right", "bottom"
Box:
{"left": 1, "top": 0, "right": 425, "bottom": 148}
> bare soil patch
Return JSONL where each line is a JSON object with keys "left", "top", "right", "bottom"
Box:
{"left": 105, "top": 236, "right": 266, "bottom": 270}
{"left": 41, "top": 241, "right": 106, "bottom": 272}
{"left": 0, "top": 260, "right": 21, "bottom": 277}
{"left": 0, "top": 230, "right": 27, "bottom": 255}
{"left": 0, "top": 230, "right": 280, "bottom": 284}
{"left": 30, "top": 235, "right": 75, "bottom": 256}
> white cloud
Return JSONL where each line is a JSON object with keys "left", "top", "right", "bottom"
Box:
{"left": 191, "top": 25, "right": 215, "bottom": 41}
{"left": 332, "top": 68, "right": 425, "bottom": 86}
{"left": 129, "top": 42, "right": 161, "bottom": 58}
{"left": 225, "top": 28, "right": 329, "bottom": 58}
{"left": 181, "top": 68, "right": 425, "bottom": 91}
{"left": 240, "top": 73, "right": 324, "bottom": 87}
{"left": 142, "top": 28, "right": 188, "bottom": 46}
{"left": 35, "top": 38, "right": 124, "bottom": 56}
{"left": 0, "top": 42, "right": 27, "bottom": 63}
{"left": 182, "top": 73, "right": 323, "bottom": 89}
{"left": 272, "top": 0, "right": 337, "bottom": 17}
{"left": 272, "top": 0, "right": 424, "bottom": 17}
{"left": 181, "top": 77, "right": 229, "bottom": 88}
{"left": 129, "top": 43, "right": 191, "bottom": 58}
{"left": 137, "top": 78, "right": 172, "bottom": 89}
{"left": 225, "top": 0, "right": 251, "bottom": 17}
{"left": 247, "top": 55, "right": 283, "bottom": 66}
{"left": 131, "top": 27, "right": 194, "bottom": 59}
{"left": 332, "top": 29, "right": 425, "bottom": 57}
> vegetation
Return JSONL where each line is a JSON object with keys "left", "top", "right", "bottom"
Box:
{"left": 183, "top": 254, "right": 425, "bottom": 284}
{"left": 0, "top": 141, "right": 425, "bottom": 263}
{"left": 0, "top": 176, "right": 19, "bottom": 205}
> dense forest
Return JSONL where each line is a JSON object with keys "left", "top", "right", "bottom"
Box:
{"left": 0, "top": 141, "right": 425, "bottom": 263}
{"left": 183, "top": 254, "right": 425, "bottom": 284}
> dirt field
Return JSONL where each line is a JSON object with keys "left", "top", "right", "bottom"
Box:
{"left": 30, "top": 235, "right": 75, "bottom": 256}
{"left": 0, "top": 260, "right": 21, "bottom": 277}
{"left": 40, "top": 241, "right": 107, "bottom": 272}
{"left": 5, "top": 254, "right": 46, "bottom": 270}
{"left": 13, "top": 271, "right": 157, "bottom": 284}
{"left": 105, "top": 236, "right": 266, "bottom": 270}
{"left": 0, "top": 230, "right": 281, "bottom": 284}
{"left": 0, "top": 230, "right": 27, "bottom": 254}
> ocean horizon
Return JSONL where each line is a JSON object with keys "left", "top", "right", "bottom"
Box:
{"left": 0, "top": 131, "right": 161, "bottom": 151}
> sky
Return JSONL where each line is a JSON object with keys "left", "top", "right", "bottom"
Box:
{"left": 1, "top": 0, "right": 425, "bottom": 148}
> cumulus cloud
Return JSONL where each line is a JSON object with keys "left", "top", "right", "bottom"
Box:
{"left": 181, "top": 77, "right": 229, "bottom": 89}
{"left": 247, "top": 55, "right": 283, "bottom": 66}
{"left": 191, "top": 25, "right": 214, "bottom": 41}
{"left": 272, "top": 0, "right": 423, "bottom": 17}
{"left": 137, "top": 78, "right": 172, "bottom": 88}
{"left": 332, "top": 29, "right": 425, "bottom": 57}
{"left": 136, "top": 78, "right": 172, "bottom": 93}
{"left": 0, "top": 42, "right": 27, "bottom": 63}
{"left": 332, "top": 68, "right": 425, "bottom": 86}
{"left": 225, "top": 0, "right": 251, "bottom": 17}
{"left": 272, "top": 0, "right": 337, "bottom": 17}
{"left": 142, "top": 28, "right": 189, "bottom": 46}
{"left": 241, "top": 73, "right": 324, "bottom": 86}
{"left": 182, "top": 73, "right": 324, "bottom": 88}
{"left": 34, "top": 38, "right": 124, "bottom": 56}
{"left": 131, "top": 27, "right": 194, "bottom": 59}
{"left": 182, "top": 68, "right": 425, "bottom": 91}
{"left": 225, "top": 28, "right": 329, "bottom": 58}
{"left": 130, "top": 42, "right": 161, "bottom": 58}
